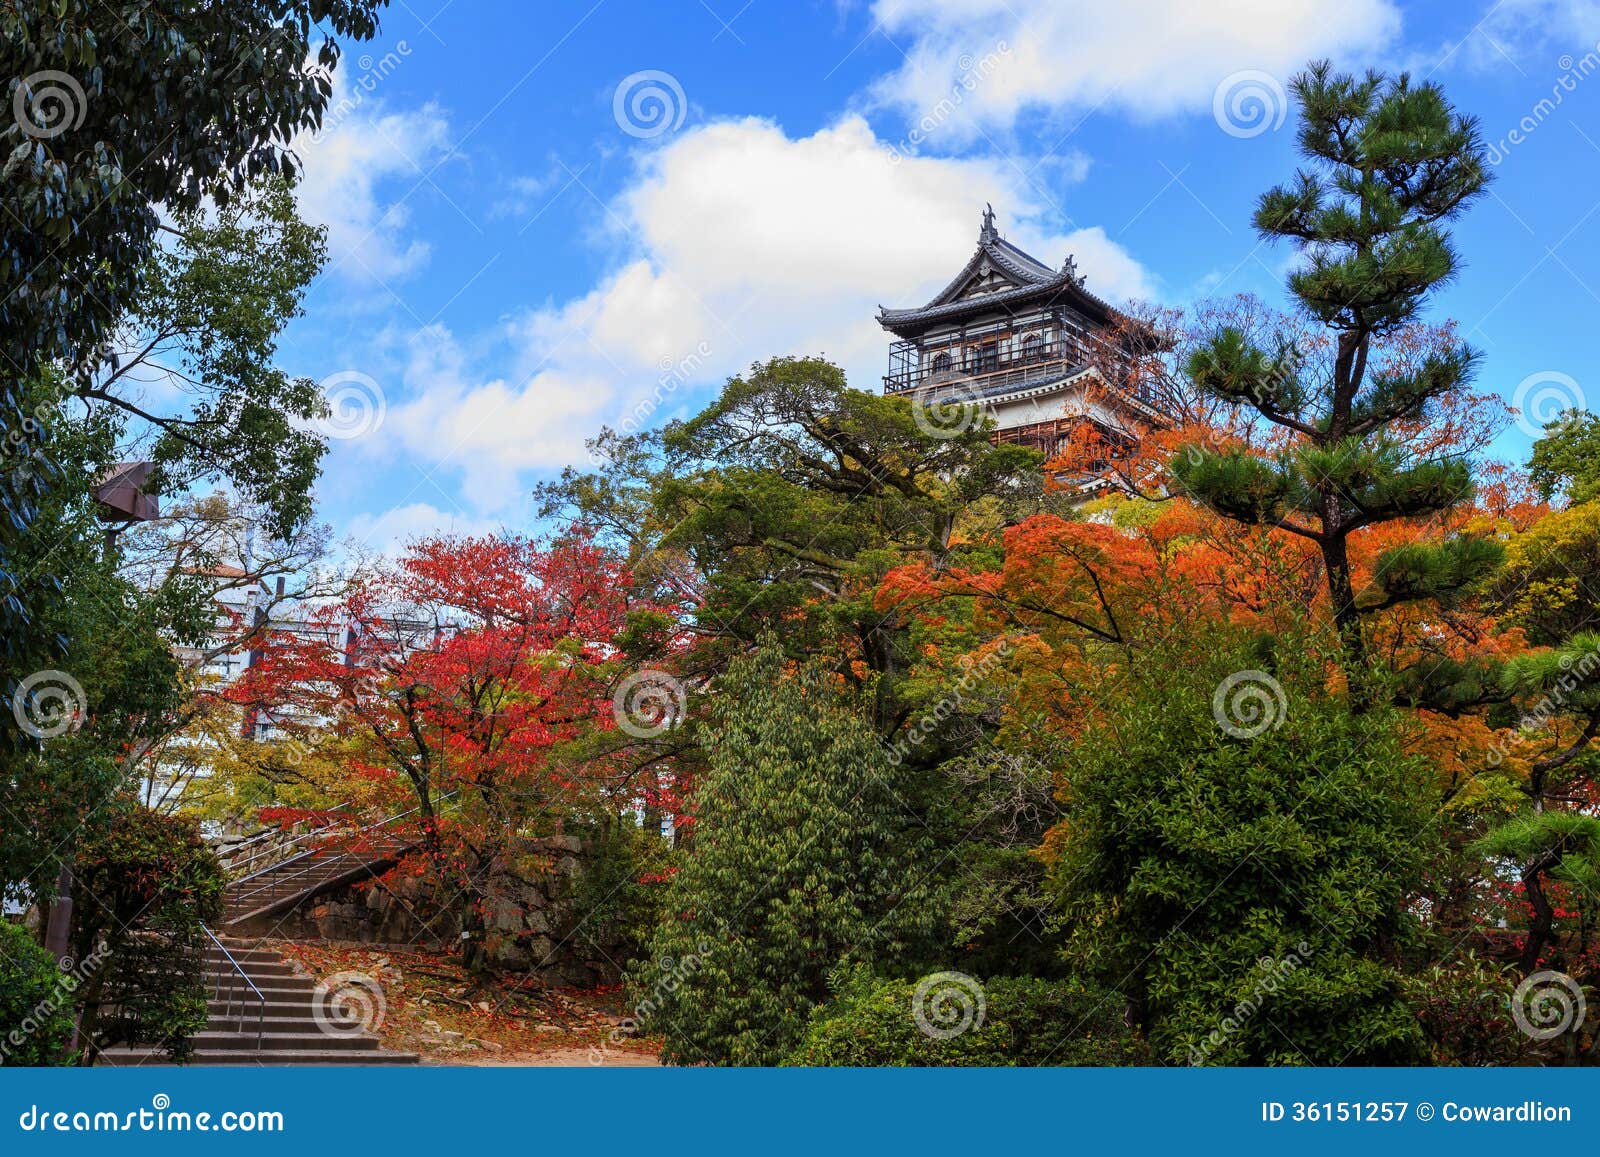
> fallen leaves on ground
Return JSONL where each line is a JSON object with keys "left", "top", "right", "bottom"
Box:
{"left": 269, "top": 940, "right": 661, "bottom": 1066}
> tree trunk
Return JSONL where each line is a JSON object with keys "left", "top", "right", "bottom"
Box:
{"left": 1319, "top": 533, "right": 1369, "bottom": 708}
{"left": 1519, "top": 856, "right": 1558, "bottom": 973}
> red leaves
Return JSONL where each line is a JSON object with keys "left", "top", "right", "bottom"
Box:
{"left": 237, "top": 531, "right": 674, "bottom": 891}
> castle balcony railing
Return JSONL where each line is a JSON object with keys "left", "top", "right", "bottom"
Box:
{"left": 884, "top": 340, "right": 1165, "bottom": 415}
{"left": 883, "top": 339, "right": 1085, "bottom": 395}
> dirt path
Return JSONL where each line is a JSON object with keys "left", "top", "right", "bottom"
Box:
{"left": 450, "top": 1047, "right": 661, "bottom": 1067}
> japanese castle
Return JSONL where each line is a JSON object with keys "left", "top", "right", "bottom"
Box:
{"left": 877, "top": 206, "right": 1163, "bottom": 461}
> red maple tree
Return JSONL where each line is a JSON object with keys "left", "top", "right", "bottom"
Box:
{"left": 232, "top": 532, "right": 673, "bottom": 968}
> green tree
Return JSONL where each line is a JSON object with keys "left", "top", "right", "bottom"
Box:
{"left": 70, "top": 808, "right": 225, "bottom": 1063}
{"left": 1474, "top": 635, "right": 1600, "bottom": 984}
{"left": 0, "top": 920, "right": 77, "bottom": 1066}
{"left": 86, "top": 178, "right": 332, "bottom": 537}
{"left": 1, "top": 0, "right": 384, "bottom": 701}
{"left": 1486, "top": 493, "right": 1600, "bottom": 990}
{"left": 633, "top": 643, "right": 935, "bottom": 1065}
{"left": 539, "top": 357, "right": 1046, "bottom": 728}
{"left": 0, "top": 409, "right": 184, "bottom": 907}
{"left": 1494, "top": 500, "right": 1600, "bottom": 646}
{"left": 1171, "top": 62, "right": 1494, "bottom": 694}
{"left": 1, "top": 1, "right": 383, "bottom": 379}
{"left": 1045, "top": 634, "right": 1432, "bottom": 1065}
{"left": 784, "top": 966, "right": 1147, "bottom": 1067}
{"left": 1528, "top": 410, "right": 1600, "bottom": 507}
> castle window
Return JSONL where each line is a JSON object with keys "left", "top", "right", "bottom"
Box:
{"left": 931, "top": 351, "right": 952, "bottom": 374}
{"left": 967, "top": 342, "right": 998, "bottom": 374}
{"left": 1021, "top": 333, "right": 1043, "bottom": 362}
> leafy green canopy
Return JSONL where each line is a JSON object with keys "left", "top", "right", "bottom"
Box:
{"left": 784, "top": 966, "right": 1147, "bottom": 1067}
{"left": 2, "top": 0, "right": 383, "bottom": 378}
{"left": 0, "top": 415, "right": 185, "bottom": 906}
{"left": 538, "top": 356, "right": 1047, "bottom": 723}
{"left": 71, "top": 808, "right": 225, "bottom": 1062}
{"left": 0, "top": 920, "right": 76, "bottom": 1066}
{"left": 1170, "top": 62, "right": 1494, "bottom": 687}
{"left": 1047, "top": 635, "right": 1433, "bottom": 1064}
{"left": 1529, "top": 410, "right": 1600, "bottom": 507}
{"left": 1, "top": 0, "right": 384, "bottom": 685}
{"left": 632, "top": 642, "right": 937, "bottom": 1065}
{"left": 92, "top": 178, "right": 331, "bottom": 537}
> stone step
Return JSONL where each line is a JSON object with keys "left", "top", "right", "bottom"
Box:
{"left": 205, "top": 998, "right": 320, "bottom": 1015}
{"left": 203, "top": 953, "right": 301, "bottom": 970}
{"left": 207, "top": 1014, "right": 365, "bottom": 1034}
{"left": 203, "top": 960, "right": 302, "bottom": 979}
{"left": 97, "top": 933, "right": 418, "bottom": 1067}
{"left": 202, "top": 947, "right": 295, "bottom": 963}
{"left": 209, "top": 981, "right": 317, "bottom": 999}
{"left": 191, "top": 1031, "right": 381, "bottom": 1051}
{"left": 95, "top": 1047, "right": 420, "bottom": 1067}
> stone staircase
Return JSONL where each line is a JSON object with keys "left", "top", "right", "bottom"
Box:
{"left": 222, "top": 831, "right": 413, "bottom": 927}
{"left": 96, "top": 935, "right": 418, "bottom": 1066}
{"left": 95, "top": 805, "right": 440, "bottom": 1066}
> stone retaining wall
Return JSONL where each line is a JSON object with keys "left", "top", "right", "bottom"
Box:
{"left": 234, "top": 836, "right": 619, "bottom": 987}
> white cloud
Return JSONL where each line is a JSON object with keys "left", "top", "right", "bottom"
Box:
{"left": 866, "top": 0, "right": 1402, "bottom": 134}
{"left": 1468, "top": 0, "right": 1600, "bottom": 61}
{"left": 385, "top": 323, "right": 617, "bottom": 511}
{"left": 344, "top": 501, "right": 503, "bottom": 556}
{"left": 291, "top": 67, "right": 454, "bottom": 283}
{"left": 380, "top": 114, "right": 1155, "bottom": 500}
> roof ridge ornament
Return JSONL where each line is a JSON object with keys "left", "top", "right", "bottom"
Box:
{"left": 1062, "top": 253, "right": 1086, "bottom": 287}
{"left": 979, "top": 202, "right": 997, "bottom": 243}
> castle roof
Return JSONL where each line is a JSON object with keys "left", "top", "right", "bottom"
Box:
{"left": 877, "top": 206, "right": 1122, "bottom": 339}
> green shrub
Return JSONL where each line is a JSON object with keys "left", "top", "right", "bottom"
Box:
{"left": 72, "top": 808, "right": 224, "bottom": 1062}
{"left": 0, "top": 921, "right": 76, "bottom": 1066}
{"left": 784, "top": 967, "right": 1148, "bottom": 1066}
{"left": 1046, "top": 635, "right": 1433, "bottom": 1065}
{"left": 1405, "top": 958, "right": 1536, "bottom": 1066}
{"left": 554, "top": 819, "right": 675, "bottom": 967}
{"left": 633, "top": 645, "right": 937, "bottom": 1065}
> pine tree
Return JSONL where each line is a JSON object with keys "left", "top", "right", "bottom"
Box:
{"left": 632, "top": 643, "right": 933, "bottom": 1065}
{"left": 1172, "top": 62, "right": 1494, "bottom": 696}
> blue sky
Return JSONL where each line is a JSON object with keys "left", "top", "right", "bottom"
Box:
{"left": 265, "top": 0, "right": 1600, "bottom": 552}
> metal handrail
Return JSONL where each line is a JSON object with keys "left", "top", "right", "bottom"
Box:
{"left": 226, "top": 791, "right": 460, "bottom": 909}
{"left": 202, "top": 924, "right": 264, "bottom": 1049}
{"left": 217, "top": 805, "right": 354, "bottom": 878}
